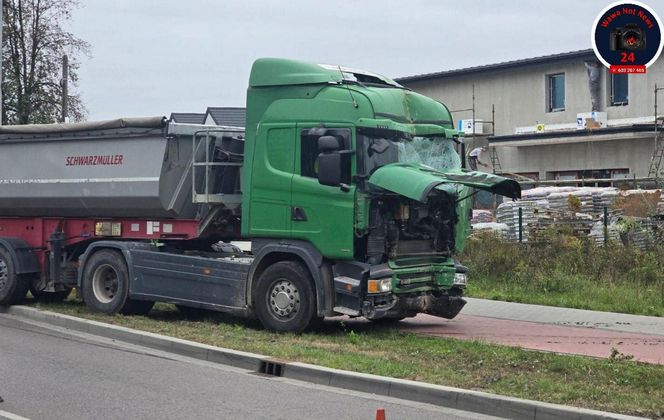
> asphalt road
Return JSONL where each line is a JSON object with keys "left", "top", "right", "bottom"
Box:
{"left": 0, "top": 316, "right": 503, "bottom": 420}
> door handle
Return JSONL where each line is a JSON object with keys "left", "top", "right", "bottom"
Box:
{"left": 291, "top": 207, "right": 307, "bottom": 222}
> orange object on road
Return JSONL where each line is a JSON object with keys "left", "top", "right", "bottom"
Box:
{"left": 375, "top": 408, "right": 386, "bottom": 420}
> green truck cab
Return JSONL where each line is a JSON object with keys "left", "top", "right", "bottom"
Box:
{"left": 241, "top": 58, "right": 520, "bottom": 330}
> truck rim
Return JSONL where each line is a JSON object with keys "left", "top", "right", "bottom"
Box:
{"left": 268, "top": 279, "right": 300, "bottom": 319}
{"left": 0, "top": 258, "right": 7, "bottom": 291}
{"left": 92, "top": 264, "right": 119, "bottom": 304}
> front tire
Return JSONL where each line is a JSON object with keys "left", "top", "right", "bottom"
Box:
{"left": 254, "top": 261, "right": 317, "bottom": 333}
{"left": 82, "top": 249, "right": 153, "bottom": 315}
{"left": 0, "top": 247, "right": 30, "bottom": 305}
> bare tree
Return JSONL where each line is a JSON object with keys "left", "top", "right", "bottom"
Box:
{"left": 2, "top": 0, "right": 90, "bottom": 124}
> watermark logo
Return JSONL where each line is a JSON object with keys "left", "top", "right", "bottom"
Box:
{"left": 592, "top": 1, "right": 663, "bottom": 74}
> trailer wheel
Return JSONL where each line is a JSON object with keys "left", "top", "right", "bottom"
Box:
{"left": 82, "top": 250, "right": 153, "bottom": 316}
{"left": 0, "top": 247, "right": 30, "bottom": 305}
{"left": 254, "top": 261, "right": 317, "bottom": 333}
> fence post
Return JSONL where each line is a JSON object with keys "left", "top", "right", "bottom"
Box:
{"left": 518, "top": 207, "right": 523, "bottom": 243}
{"left": 603, "top": 206, "right": 608, "bottom": 246}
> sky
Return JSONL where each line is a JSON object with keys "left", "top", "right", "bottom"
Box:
{"left": 67, "top": 0, "right": 657, "bottom": 121}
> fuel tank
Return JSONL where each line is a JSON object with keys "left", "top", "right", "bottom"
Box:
{"left": 0, "top": 117, "right": 244, "bottom": 219}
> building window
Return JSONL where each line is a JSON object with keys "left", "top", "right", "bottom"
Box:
{"left": 610, "top": 168, "right": 630, "bottom": 179}
{"left": 553, "top": 170, "right": 577, "bottom": 180}
{"left": 610, "top": 73, "right": 628, "bottom": 106}
{"left": 547, "top": 73, "right": 565, "bottom": 112}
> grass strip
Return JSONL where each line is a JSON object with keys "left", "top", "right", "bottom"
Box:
{"left": 462, "top": 232, "right": 664, "bottom": 317}
{"left": 33, "top": 299, "right": 664, "bottom": 419}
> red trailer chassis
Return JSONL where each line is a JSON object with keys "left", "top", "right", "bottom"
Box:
{"left": 0, "top": 216, "right": 199, "bottom": 281}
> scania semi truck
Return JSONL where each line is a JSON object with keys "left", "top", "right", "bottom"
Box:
{"left": 0, "top": 58, "right": 520, "bottom": 332}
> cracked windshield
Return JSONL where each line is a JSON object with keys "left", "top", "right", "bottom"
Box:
{"left": 362, "top": 134, "right": 461, "bottom": 174}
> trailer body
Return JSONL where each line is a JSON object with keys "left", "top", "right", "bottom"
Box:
{"left": 0, "top": 59, "right": 520, "bottom": 332}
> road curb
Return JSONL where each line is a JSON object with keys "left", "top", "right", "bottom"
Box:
{"left": 0, "top": 305, "right": 644, "bottom": 420}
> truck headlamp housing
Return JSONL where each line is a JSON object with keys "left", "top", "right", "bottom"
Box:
{"left": 453, "top": 273, "right": 467, "bottom": 288}
{"left": 367, "top": 278, "right": 392, "bottom": 294}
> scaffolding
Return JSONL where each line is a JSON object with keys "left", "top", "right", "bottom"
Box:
{"left": 450, "top": 84, "right": 501, "bottom": 173}
{"left": 647, "top": 84, "right": 664, "bottom": 182}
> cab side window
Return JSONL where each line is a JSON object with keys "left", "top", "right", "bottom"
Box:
{"left": 300, "top": 132, "right": 320, "bottom": 178}
{"left": 299, "top": 128, "right": 351, "bottom": 181}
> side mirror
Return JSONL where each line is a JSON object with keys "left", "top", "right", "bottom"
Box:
{"left": 317, "top": 153, "right": 342, "bottom": 187}
{"left": 318, "top": 135, "right": 340, "bottom": 152}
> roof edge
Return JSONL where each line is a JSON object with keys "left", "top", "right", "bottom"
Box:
{"left": 488, "top": 123, "right": 659, "bottom": 143}
{"left": 396, "top": 49, "right": 596, "bottom": 83}
{"left": 0, "top": 116, "right": 167, "bottom": 135}
{"left": 205, "top": 107, "right": 246, "bottom": 112}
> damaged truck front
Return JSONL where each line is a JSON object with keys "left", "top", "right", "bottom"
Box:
{"left": 246, "top": 58, "right": 521, "bottom": 326}
{"left": 325, "top": 122, "right": 521, "bottom": 322}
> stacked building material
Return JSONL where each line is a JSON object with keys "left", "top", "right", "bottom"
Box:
{"left": 572, "top": 189, "right": 595, "bottom": 213}
{"left": 626, "top": 218, "right": 656, "bottom": 250}
{"left": 529, "top": 210, "right": 594, "bottom": 238}
{"left": 588, "top": 217, "right": 621, "bottom": 245}
{"left": 547, "top": 192, "right": 577, "bottom": 212}
{"left": 496, "top": 200, "right": 538, "bottom": 241}
{"left": 652, "top": 218, "right": 664, "bottom": 242}
{"left": 495, "top": 186, "right": 664, "bottom": 246}
{"left": 521, "top": 186, "right": 576, "bottom": 201}
{"left": 471, "top": 209, "right": 494, "bottom": 224}
{"left": 568, "top": 211, "right": 595, "bottom": 235}
{"left": 593, "top": 189, "right": 619, "bottom": 214}
{"left": 470, "top": 222, "right": 510, "bottom": 238}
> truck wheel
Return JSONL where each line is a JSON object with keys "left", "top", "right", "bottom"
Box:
{"left": 0, "top": 247, "right": 30, "bottom": 305}
{"left": 82, "top": 249, "right": 153, "bottom": 316}
{"left": 254, "top": 261, "right": 317, "bottom": 333}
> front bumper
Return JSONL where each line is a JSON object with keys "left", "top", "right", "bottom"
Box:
{"left": 368, "top": 293, "right": 466, "bottom": 320}
{"left": 332, "top": 260, "right": 467, "bottom": 319}
{"left": 388, "top": 259, "right": 467, "bottom": 293}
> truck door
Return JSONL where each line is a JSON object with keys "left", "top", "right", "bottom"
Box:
{"left": 290, "top": 125, "right": 355, "bottom": 259}
{"left": 247, "top": 124, "right": 295, "bottom": 237}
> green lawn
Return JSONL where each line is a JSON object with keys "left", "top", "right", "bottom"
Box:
{"left": 461, "top": 232, "right": 664, "bottom": 316}
{"left": 33, "top": 299, "right": 664, "bottom": 418}
{"left": 466, "top": 273, "right": 664, "bottom": 316}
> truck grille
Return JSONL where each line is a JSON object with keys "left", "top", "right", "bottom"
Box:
{"left": 398, "top": 272, "right": 433, "bottom": 288}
